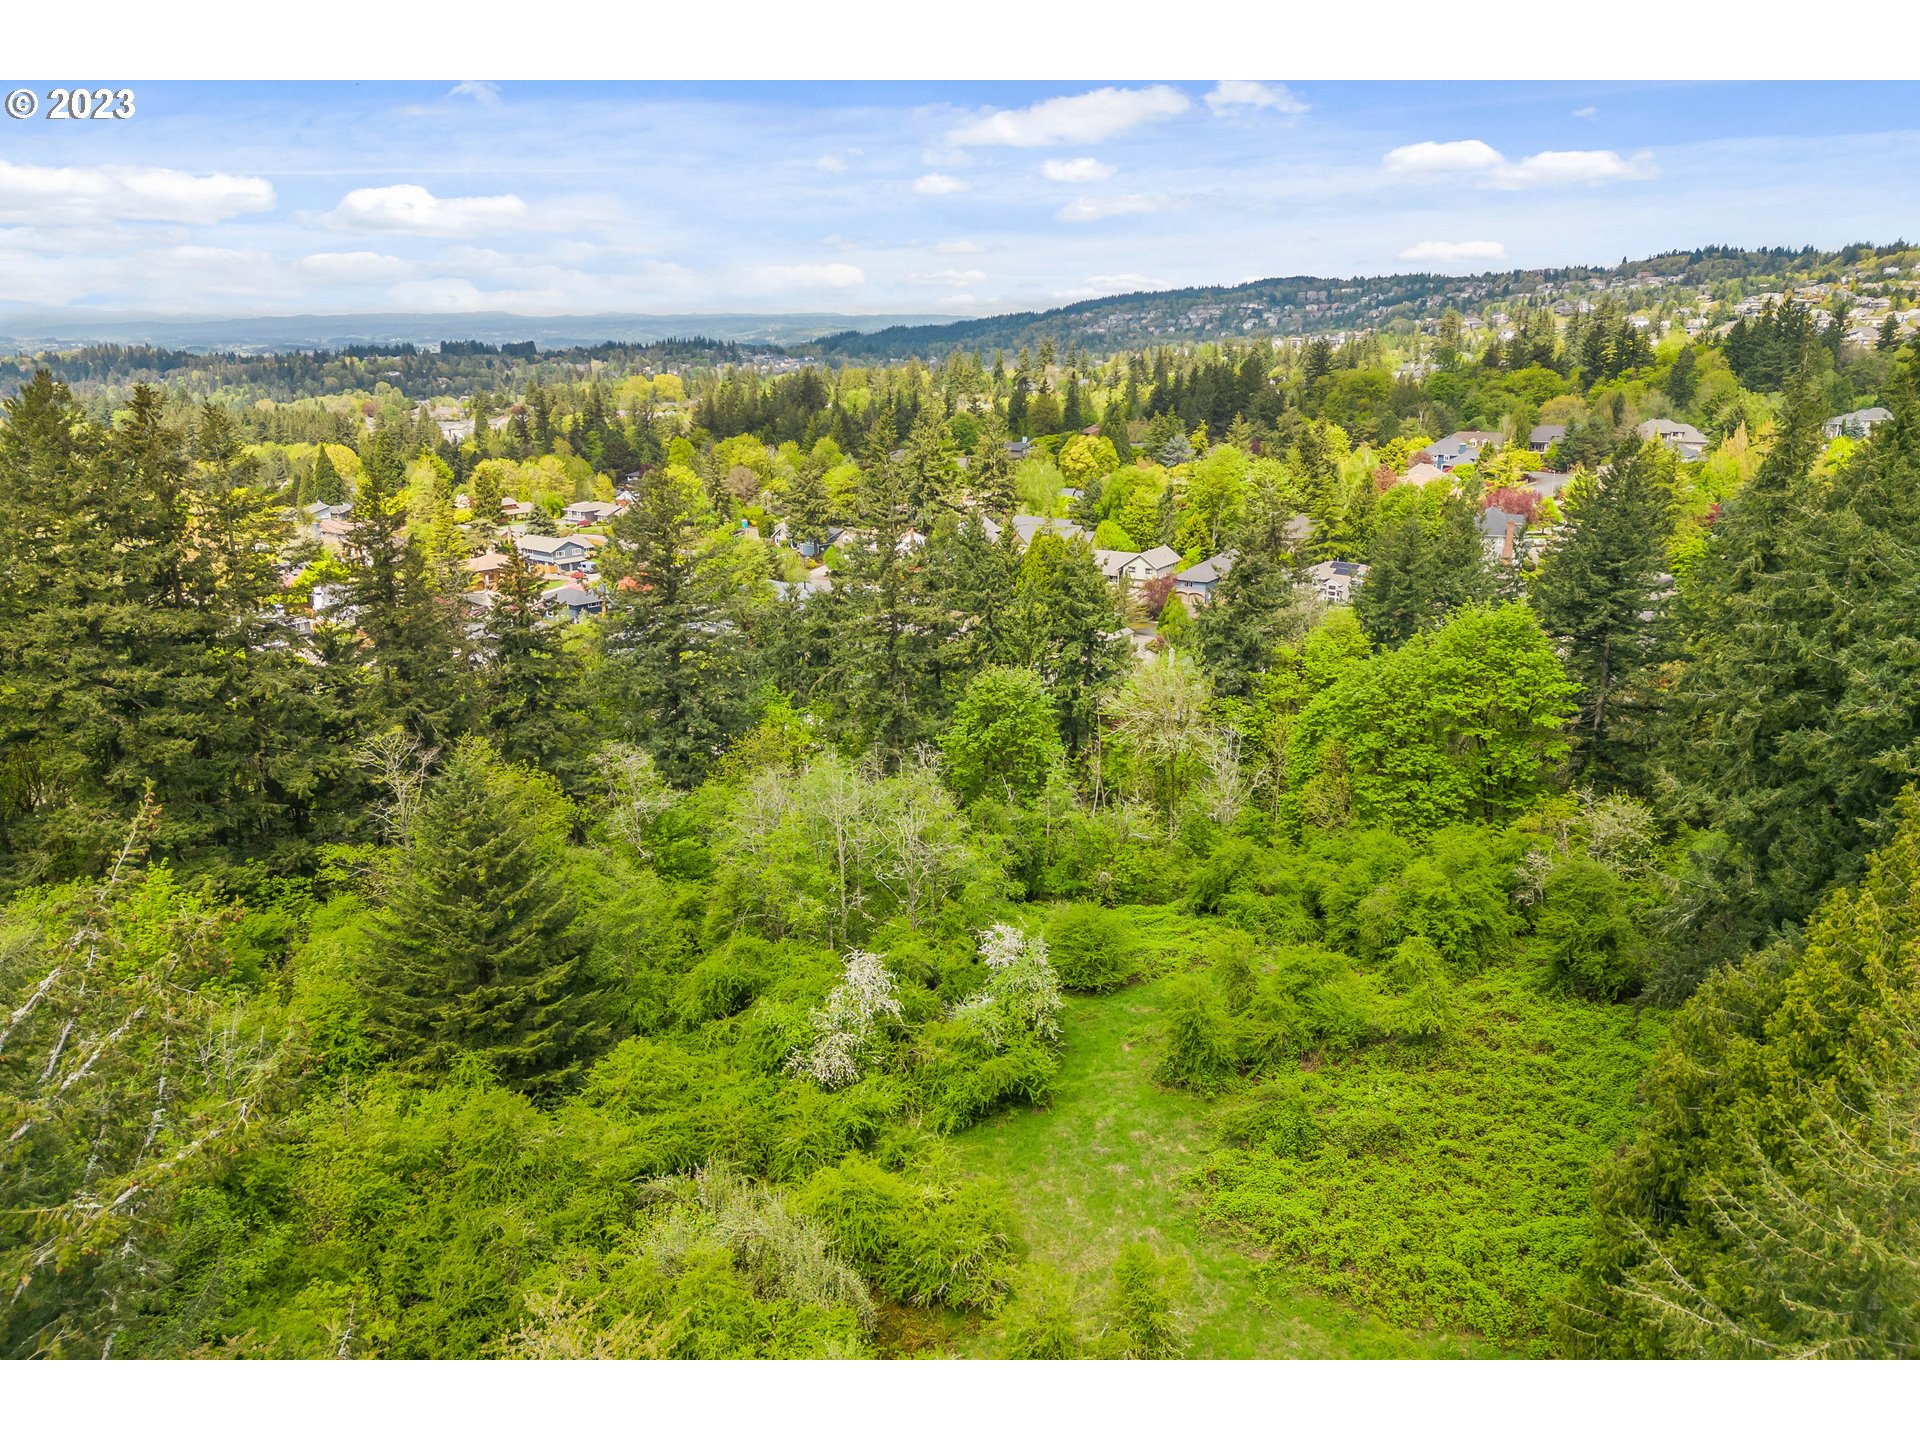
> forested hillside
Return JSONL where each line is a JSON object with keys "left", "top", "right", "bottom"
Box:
{"left": 2, "top": 266, "right": 1917, "bottom": 1359}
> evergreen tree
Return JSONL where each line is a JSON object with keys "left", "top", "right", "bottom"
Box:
{"left": 969, "top": 409, "right": 1017, "bottom": 517}
{"left": 1194, "top": 550, "right": 1312, "bottom": 698}
{"left": 816, "top": 430, "right": 949, "bottom": 765}
{"left": 365, "top": 737, "right": 607, "bottom": 1094}
{"left": 598, "top": 461, "right": 752, "bottom": 786}
{"left": 1354, "top": 495, "right": 1492, "bottom": 648}
{"left": 1659, "top": 367, "right": 1920, "bottom": 989}
{"left": 1010, "top": 534, "right": 1130, "bottom": 756}
{"left": 344, "top": 427, "right": 471, "bottom": 744}
{"left": 481, "top": 545, "right": 589, "bottom": 777}
{"left": 311, "top": 444, "right": 345, "bottom": 505}
{"left": 1533, "top": 438, "right": 1675, "bottom": 786}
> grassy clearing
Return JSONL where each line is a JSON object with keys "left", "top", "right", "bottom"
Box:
{"left": 950, "top": 973, "right": 1507, "bottom": 1358}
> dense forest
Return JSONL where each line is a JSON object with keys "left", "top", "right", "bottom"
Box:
{"left": 1, "top": 259, "right": 1917, "bottom": 1360}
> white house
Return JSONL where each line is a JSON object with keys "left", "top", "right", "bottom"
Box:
{"left": 1303, "top": 559, "right": 1368, "bottom": 604}
{"left": 1823, "top": 406, "right": 1893, "bottom": 440}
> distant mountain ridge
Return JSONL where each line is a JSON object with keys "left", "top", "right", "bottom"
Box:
{"left": 1, "top": 242, "right": 1908, "bottom": 363}
{"left": 803, "top": 243, "right": 1912, "bottom": 359}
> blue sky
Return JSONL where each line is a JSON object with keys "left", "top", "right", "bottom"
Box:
{"left": 0, "top": 80, "right": 1915, "bottom": 317}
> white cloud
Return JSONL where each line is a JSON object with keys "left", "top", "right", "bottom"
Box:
{"left": 743, "top": 262, "right": 865, "bottom": 291}
{"left": 908, "top": 268, "right": 987, "bottom": 286}
{"left": 912, "top": 173, "right": 969, "bottom": 196}
{"left": 1383, "top": 139, "right": 1653, "bottom": 189}
{"left": 382, "top": 277, "right": 575, "bottom": 313}
{"left": 1041, "top": 157, "right": 1115, "bottom": 184}
{"left": 1054, "top": 272, "right": 1164, "bottom": 300}
{"left": 1057, "top": 193, "right": 1167, "bottom": 223}
{"left": 816, "top": 154, "right": 848, "bottom": 173}
{"left": 448, "top": 81, "right": 501, "bottom": 106}
{"left": 0, "top": 161, "right": 274, "bottom": 226}
{"left": 1382, "top": 140, "right": 1506, "bottom": 176}
{"left": 1572, "top": 106, "right": 1598, "bottom": 119}
{"left": 294, "top": 251, "right": 414, "bottom": 283}
{"left": 935, "top": 239, "right": 982, "bottom": 253}
{"left": 947, "top": 85, "right": 1190, "bottom": 148}
{"left": 325, "top": 184, "right": 545, "bottom": 237}
{"left": 1205, "top": 81, "right": 1308, "bottom": 115}
{"left": 1398, "top": 240, "right": 1508, "bottom": 266}
{"left": 1485, "top": 149, "right": 1654, "bottom": 189}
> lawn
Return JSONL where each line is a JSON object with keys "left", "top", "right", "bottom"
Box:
{"left": 949, "top": 973, "right": 1509, "bottom": 1358}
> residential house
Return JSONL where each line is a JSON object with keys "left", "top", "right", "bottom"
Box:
{"left": 1399, "top": 461, "right": 1445, "bottom": 487}
{"left": 1135, "top": 545, "right": 1184, "bottom": 578}
{"left": 1093, "top": 549, "right": 1158, "bottom": 584}
{"left": 1636, "top": 417, "right": 1709, "bottom": 461}
{"left": 1425, "top": 429, "right": 1502, "bottom": 471}
{"left": 1173, "top": 551, "right": 1236, "bottom": 604}
{"left": 1528, "top": 424, "right": 1566, "bottom": 453}
{"left": 1006, "top": 437, "right": 1034, "bottom": 462}
{"left": 465, "top": 551, "right": 512, "bottom": 590}
{"left": 984, "top": 514, "right": 1088, "bottom": 547}
{"left": 770, "top": 573, "right": 833, "bottom": 604}
{"left": 1303, "top": 559, "right": 1368, "bottom": 605}
{"left": 561, "top": 498, "right": 624, "bottom": 527}
{"left": 543, "top": 583, "right": 606, "bottom": 622}
{"left": 1284, "top": 513, "right": 1316, "bottom": 546}
{"left": 1478, "top": 507, "right": 1529, "bottom": 565}
{"left": 1823, "top": 406, "right": 1893, "bottom": 440}
{"left": 514, "top": 533, "right": 596, "bottom": 575}
{"left": 312, "top": 516, "right": 356, "bottom": 556}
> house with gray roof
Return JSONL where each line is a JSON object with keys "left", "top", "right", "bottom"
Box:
{"left": 1823, "top": 406, "right": 1893, "bottom": 440}
{"left": 1636, "top": 417, "right": 1709, "bottom": 461}
{"left": 1173, "top": 551, "right": 1236, "bottom": 603}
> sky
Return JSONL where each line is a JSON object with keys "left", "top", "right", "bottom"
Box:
{"left": 0, "top": 79, "right": 1916, "bottom": 320}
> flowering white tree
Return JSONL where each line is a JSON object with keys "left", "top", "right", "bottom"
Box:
{"left": 592, "top": 742, "right": 677, "bottom": 861}
{"left": 956, "top": 922, "right": 1064, "bottom": 1048}
{"left": 785, "top": 949, "right": 904, "bottom": 1088}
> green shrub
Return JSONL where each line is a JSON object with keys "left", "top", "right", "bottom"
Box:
{"left": 1045, "top": 902, "right": 1135, "bottom": 992}
{"left": 1532, "top": 856, "right": 1644, "bottom": 999}
{"left": 911, "top": 1019, "right": 1059, "bottom": 1134}
{"left": 1185, "top": 836, "right": 1259, "bottom": 914}
{"left": 1154, "top": 974, "right": 1239, "bottom": 1093}
{"left": 998, "top": 1264, "right": 1087, "bottom": 1358}
{"left": 1092, "top": 1243, "right": 1193, "bottom": 1358}
{"left": 793, "top": 1155, "right": 1016, "bottom": 1311}
{"left": 671, "top": 937, "right": 768, "bottom": 1026}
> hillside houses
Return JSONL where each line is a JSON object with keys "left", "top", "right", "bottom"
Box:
{"left": 513, "top": 533, "right": 602, "bottom": 575}
{"left": 1093, "top": 545, "right": 1182, "bottom": 583}
{"left": 1636, "top": 417, "right": 1709, "bottom": 461}
{"left": 1425, "top": 429, "right": 1502, "bottom": 470}
{"left": 1304, "top": 559, "right": 1369, "bottom": 604}
{"left": 1824, "top": 406, "right": 1893, "bottom": 439}
{"left": 1173, "top": 551, "right": 1235, "bottom": 604}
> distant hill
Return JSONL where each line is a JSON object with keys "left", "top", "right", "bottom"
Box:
{"left": 0, "top": 310, "right": 956, "bottom": 355}
{"left": 805, "top": 244, "right": 1913, "bottom": 359}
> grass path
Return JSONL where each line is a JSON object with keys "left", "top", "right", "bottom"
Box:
{"left": 950, "top": 976, "right": 1507, "bottom": 1358}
